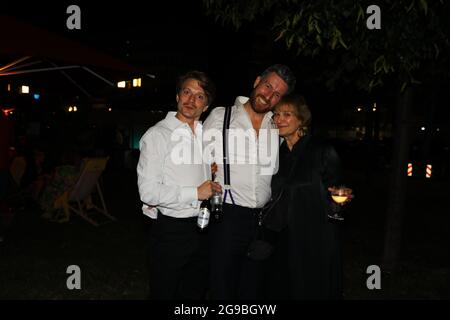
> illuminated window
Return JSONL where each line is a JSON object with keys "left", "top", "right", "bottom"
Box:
{"left": 133, "top": 78, "right": 142, "bottom": 87}
{"left": 117, "top": 81, "right": 126, "bottom": 88}
{"left": 21, "top": 85, "right": 30, "bottom": 94}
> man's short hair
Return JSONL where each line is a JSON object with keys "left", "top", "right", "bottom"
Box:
{"left": 176, "top": 70, "right": 216, "bottom": 105}
{"left": 260, "top": 64, "right": 296, "bottom": 94}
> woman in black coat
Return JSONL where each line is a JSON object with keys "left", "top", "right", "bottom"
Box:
{"left": 264, "top": 94, "right": 351, "bottom": 299}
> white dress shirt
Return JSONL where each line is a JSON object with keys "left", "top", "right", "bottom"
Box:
{"left": 203, "top": 96, "right": 279, "bottom": 209}
{"left": 137, "top": 112, "right": 210, "bottom": 219}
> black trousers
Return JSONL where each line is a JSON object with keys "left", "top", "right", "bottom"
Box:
{"left": 147, "top": 213, "right": 209, "bottom": 300}
{"left": 209, "top": 203, "right": 264, "bottom": 299}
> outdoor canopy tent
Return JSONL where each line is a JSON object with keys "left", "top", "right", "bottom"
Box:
{"left": 0, "top": 15, "right": 153, "bottom": 96}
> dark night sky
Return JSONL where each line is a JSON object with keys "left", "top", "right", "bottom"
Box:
{"left": 2, "top": 1, "right": 450, "bottom": 125}
{"left": 3, "top": 1, "right": 224, "bottom": 67}
{"left": 2, "top": 1, "right": 279, "bottom": 107}
{"left": 0, "top": 2, "right": 371, "bottom": 96}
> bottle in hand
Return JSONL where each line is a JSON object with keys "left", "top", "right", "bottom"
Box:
{"left": 197, "top": 200, "right": 210, "bottom": 229}
{"left": 210, "top": 191, "right": 223, "bottom": 222}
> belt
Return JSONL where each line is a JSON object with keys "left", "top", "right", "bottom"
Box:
{"left": 157, "top": 210, "right": 197, "bottom": 223}
{"left": 223, "top": 202, "right": 262, "bottom": 214}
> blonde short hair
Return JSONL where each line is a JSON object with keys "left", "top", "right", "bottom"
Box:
{"left": 275, "top": 94, "right": 312, "bottom": 129}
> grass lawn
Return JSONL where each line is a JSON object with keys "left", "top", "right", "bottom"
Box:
{"left": 1, "top": 166, "right": 449, "bottom": 299}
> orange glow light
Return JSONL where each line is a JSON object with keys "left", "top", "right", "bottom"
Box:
{"left": 1, "top": 108, "right": 15, "bottom": 116}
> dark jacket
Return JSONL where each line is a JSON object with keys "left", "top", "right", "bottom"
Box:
{"left": 266, "top": 134, "right": 344, "bottom": 299}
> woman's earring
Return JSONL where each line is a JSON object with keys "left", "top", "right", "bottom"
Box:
{"left": 297, "top": 127, "right": 303, "bottom": 138}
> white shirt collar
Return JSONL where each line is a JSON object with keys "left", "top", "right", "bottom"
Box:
{"left": 164, "top": 111, "right": 202, "bottom": 132}
{"left": 235, "top": 96, "right": 249, "bottom": 107}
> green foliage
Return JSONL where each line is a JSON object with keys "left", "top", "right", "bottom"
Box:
{"left": 203, "top": 0, "right": 275, "bottom": 29}
{"left": 203, "top": 0, "right": 450, "bottom": 92}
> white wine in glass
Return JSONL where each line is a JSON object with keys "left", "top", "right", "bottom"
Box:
{"left": 331, "top": 194, "right": 348, "bottom": 204}
{"left": 328, "top": 186, "right": 350, "bottom": 221}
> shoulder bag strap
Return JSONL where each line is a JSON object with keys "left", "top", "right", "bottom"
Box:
{"left": 222, "top": 106, "right": 235, "bottom": 204}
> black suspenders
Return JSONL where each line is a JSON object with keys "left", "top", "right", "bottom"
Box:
{"left": 222, "top": 106, "right": 235, "bottom": 205}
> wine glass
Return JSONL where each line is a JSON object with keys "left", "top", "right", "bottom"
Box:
{"left": 328, "top": 186, "right": 350, "bottom": 221}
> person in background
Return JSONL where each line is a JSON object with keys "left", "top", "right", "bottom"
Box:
{"left": 39, "top": 148, "right": 81, "bottom": 223}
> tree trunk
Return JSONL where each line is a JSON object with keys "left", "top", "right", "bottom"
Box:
{"left": 382, "top": 86, "right": 413, "bottom": 273}
{"left": 374, "top": 105, "right": 380, "bottom": 142}
{"left": 421, "top": 86, "right": 436, "bottom": 163}
{"left": 421, "top": 63, "right": 438, "bottom": 164}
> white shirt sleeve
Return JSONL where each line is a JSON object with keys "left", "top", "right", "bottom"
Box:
{"left": 137, "top": 129, "right": 199, "bottom": 210}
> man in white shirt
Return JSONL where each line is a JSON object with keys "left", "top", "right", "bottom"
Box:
{"left": 203, "top": 64, "right": 296, "bottom": 299}
{"left": 137, "top": 71, "right": 221, "bottom": 299}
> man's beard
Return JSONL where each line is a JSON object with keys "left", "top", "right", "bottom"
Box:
{"left": 249, "top": 92, "right": 271, "bottom": 114}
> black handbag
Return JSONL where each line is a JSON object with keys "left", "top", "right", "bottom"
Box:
{"left": 246, "top": 220, "right": 274, "bottom": 261}
{"left": 247, "top": 142, "right": 302, "bottom": 261}
{"left": 247, "top": 239, "right": 274, "bottom": 261}
{"left": 246, "top": 191, "right": 284, "bottom": 261}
